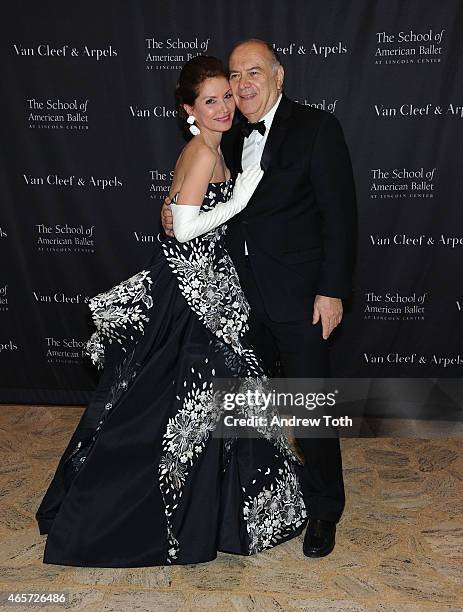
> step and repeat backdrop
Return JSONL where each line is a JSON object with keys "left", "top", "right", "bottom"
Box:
{"left": 1, "top": 1, "right": 463, "bottom": 404}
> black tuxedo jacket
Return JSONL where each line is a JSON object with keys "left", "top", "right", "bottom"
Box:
{"left": 221, "top": 94, "right": 358, "bottom": 322}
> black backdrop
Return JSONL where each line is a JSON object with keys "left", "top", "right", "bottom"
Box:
{"left": 2, "top": 0, "right": 463, "bottom": 405}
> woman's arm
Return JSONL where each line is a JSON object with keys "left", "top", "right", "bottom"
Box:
{"left": 171, "top": 163, "right": 264, "bottom": 243}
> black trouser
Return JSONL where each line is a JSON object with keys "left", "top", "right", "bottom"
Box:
{"left": 241, "top": 257, "right": 345, "bottom": 523}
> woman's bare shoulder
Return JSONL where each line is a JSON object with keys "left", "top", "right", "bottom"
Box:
{"left": 180, "top": 140, "right": 216, "bottom": 170}
{"left": 170, "top": 142, "right": 216, "bottom": 197}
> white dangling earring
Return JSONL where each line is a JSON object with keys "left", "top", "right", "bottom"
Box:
{"left": 187, "top": 115, "right": 200, "bottom": 136}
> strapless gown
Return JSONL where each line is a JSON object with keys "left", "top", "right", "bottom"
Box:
{"left": 36, "top": 179, "right": 308, "bottom": 567}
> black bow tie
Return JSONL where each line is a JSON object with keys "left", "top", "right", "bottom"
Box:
{"left": 241, "top": 120, "right": 266, "bottom": 138}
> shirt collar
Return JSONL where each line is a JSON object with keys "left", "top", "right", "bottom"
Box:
{"left": 260, "top": 93, "right": 283, "bottom": 130}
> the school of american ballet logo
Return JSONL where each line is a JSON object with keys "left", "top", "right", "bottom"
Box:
{"left": 145, "top": 36, "right": 211, "bottom": 70}
{"left": 363, "top": 290, "right": 427, "bottom": 321}
{"left": 363, "top": 291, "right": 428, "bottom": 321}
{"left": 27, "top": 97, "right": 89, "bottom": 131}
{"left": 370, "top": 166, "right": 436, "bottom": 200}
{"left": 374, "top": 28, "right": 446, "bottom": 65}
{"left": 35, "top": 223, "right": 96, "bottom": 254}
{"left": 293, "top": 98, "right": 341, "bottom": 113}
{"left": 44, "top": 336, "right": 89, "bottom": 365}
{"left": 149, "top": 168, "right": 174, "bottom": 200}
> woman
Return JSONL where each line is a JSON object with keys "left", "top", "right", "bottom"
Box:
{"left": 36, "top": 56, "right": 307, "bottom": 567}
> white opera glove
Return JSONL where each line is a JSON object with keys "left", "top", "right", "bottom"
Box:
{"left": 170, "top": 163, "right": 263, "bottom": 243}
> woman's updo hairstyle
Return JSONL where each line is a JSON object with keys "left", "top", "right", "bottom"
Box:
{"left": 175, "top": 55, "right": 228, "bottom": 123}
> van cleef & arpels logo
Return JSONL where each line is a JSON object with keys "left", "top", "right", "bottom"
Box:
{"left": 22, "top": 173, "right": 123, "bottom": 190}
{"left": 369, "top": 233, "right": 463, "bottom": 248}
{"left": 33, "top": 290, "right": 90, "bottom": 305}
{"left": 363, "top": 352, "right": 463, "bottom": 369}
{"left": 133, "top": 231, "right": 157, "bottom": 244}
{"left": 272, "top": 41, "right": 348, "bottom": 58}
{"left": 12, "top": 43, "right": 117, "bottom": 60}
{"left": 374, "top": 103, "right": 463, "bottom": 118}
{"left": 129, "top": 105, "right": 178, "bottom": 119}
{"left": 0, "top": 340, "right": 18, "bottom": 353}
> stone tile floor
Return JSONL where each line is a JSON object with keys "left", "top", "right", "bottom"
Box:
{"left": 0, "top": 405, "right": 462, "bottom": 611}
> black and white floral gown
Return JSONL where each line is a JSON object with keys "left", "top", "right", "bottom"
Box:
{"left": 36, "top": 179, "right": 308, "bottom": 567}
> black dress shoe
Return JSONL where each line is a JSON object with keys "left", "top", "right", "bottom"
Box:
{"left": 303, "top": 519, "right": 336, "bottom": 557}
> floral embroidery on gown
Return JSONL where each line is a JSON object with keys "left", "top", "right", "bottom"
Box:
{"left": 36, "top": 179, "right": 308, "bottom": 567}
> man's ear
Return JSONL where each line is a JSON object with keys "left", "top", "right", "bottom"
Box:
{"left": 276, "top": 65, "right": 284, "bottom": 91}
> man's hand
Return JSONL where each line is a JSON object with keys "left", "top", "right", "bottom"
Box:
{"left": 312, "top": 295, "right": 343, "bottom": 340}
{"left": 161, "top": 196, "right": 174, "bottom": 237}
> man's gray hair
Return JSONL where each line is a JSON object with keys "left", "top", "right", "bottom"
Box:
{"left": 229, "top": 38, "right": 282, "bottom": 73}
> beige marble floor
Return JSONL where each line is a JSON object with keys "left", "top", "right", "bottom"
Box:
{"left": 0, "top": 405, "right": 462, "bottom": 612}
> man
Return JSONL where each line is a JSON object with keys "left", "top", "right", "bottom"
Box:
{"left": 162, "top": 39, "right": 357, "bottom": 557}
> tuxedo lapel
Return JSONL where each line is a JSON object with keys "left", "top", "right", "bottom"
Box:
{"left": 233, "top": 130, "right": 245, "bottom": 174}
{"left": 260, "top": 94, "right": 293, "bottom": 172}
{"left": 226, "top": 95, "right": 293, "bottom": 202}
{"left": 227, "top": 95, "right": 293, "bottom": 176}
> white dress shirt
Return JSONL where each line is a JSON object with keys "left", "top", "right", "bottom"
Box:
{"left": 241, "top": 93, "right": 282, "bottom": 254}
